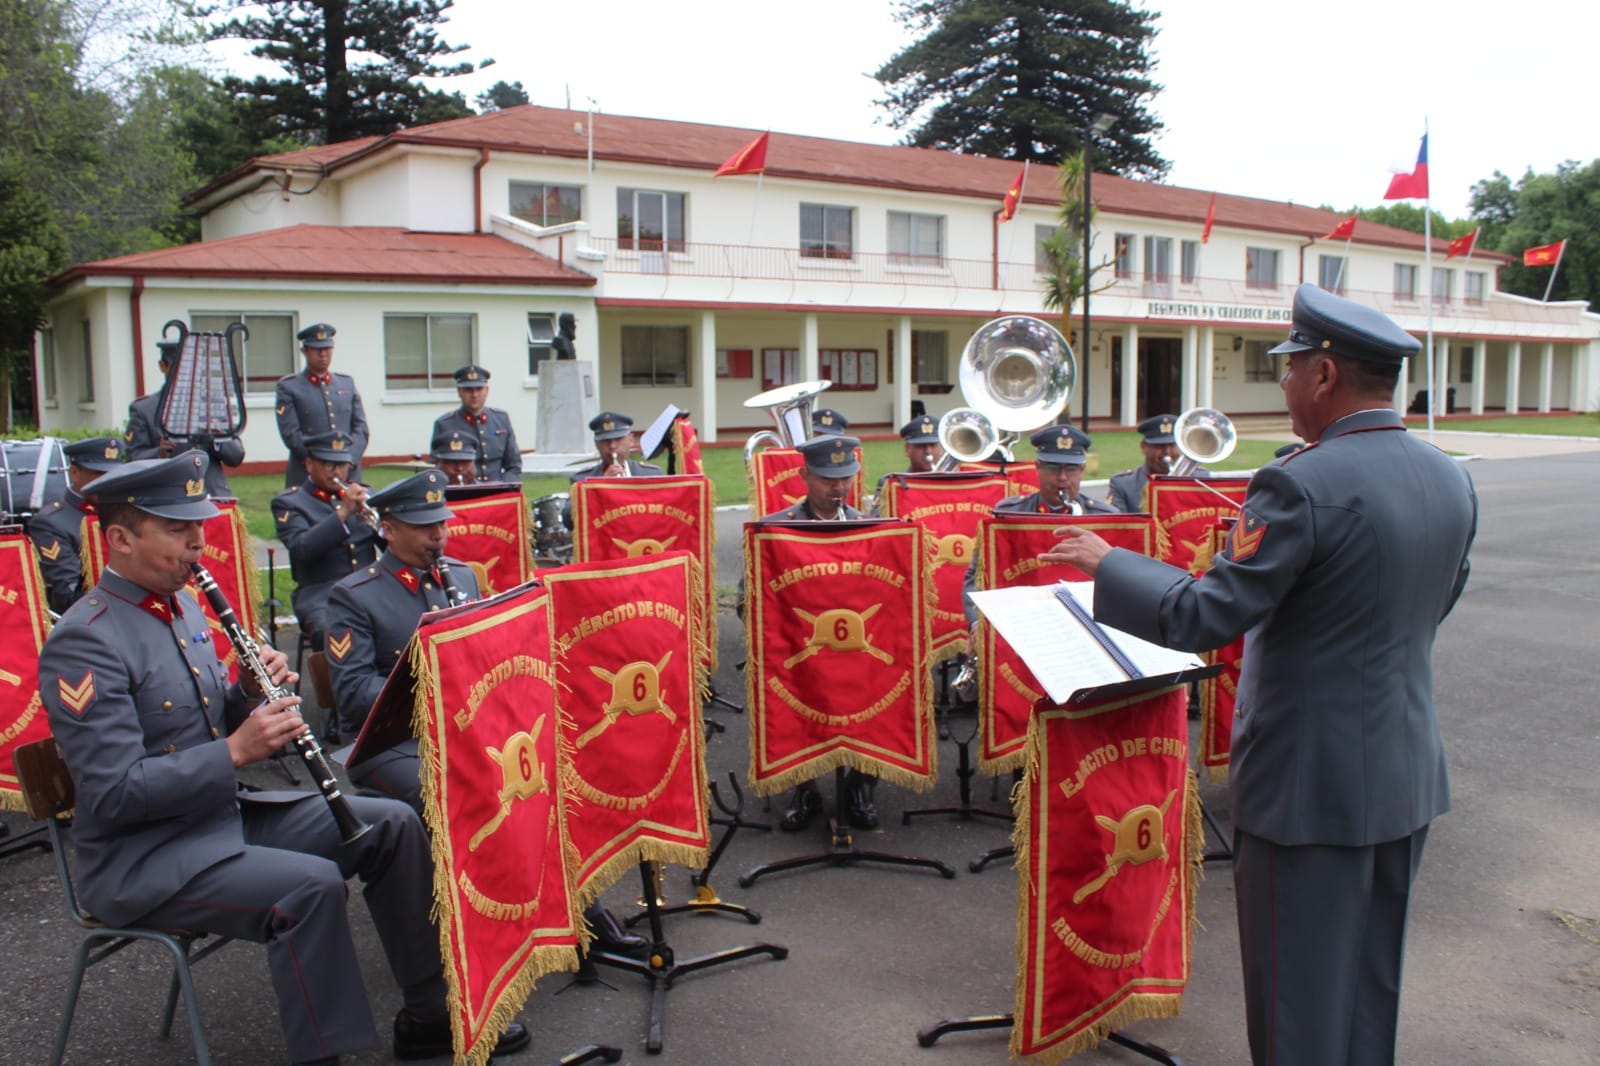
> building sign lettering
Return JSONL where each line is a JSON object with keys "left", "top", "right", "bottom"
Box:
{"left": 1145, "top": 301, "right": 1293, "bottom": 324}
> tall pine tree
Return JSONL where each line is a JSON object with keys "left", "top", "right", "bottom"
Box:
{"left": 875, "top": 0, "right": 1166, "bottom": 178}
{"left": 206, "top": 0, "right": 480, "bottom": 145}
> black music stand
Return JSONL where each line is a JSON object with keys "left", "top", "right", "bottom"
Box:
{"left": 579, "top": 861, "right": 788, "bottom": 1054}
{"left": 900, "top": 694, "right": 1012, "bottom": 829}
{"left": 548, "top": 1046, "right": 622, "bottom": 1065}
{"left": 0, "top": 819, "right": 50, "bottom": 859}
{"left": 915, "top": 1012, "right": 1187, "bottom": 1064}
{"left": 738, "top": 767, "right": 957, "bottom": 887}
{"left": 626, "top": 774, "right": 766, "bottom": 928}
{"left": 1200, "top": 794, "right": 1233, "bottom": 864}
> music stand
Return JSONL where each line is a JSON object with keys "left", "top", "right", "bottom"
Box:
{"left": 626, "top": 774, "right": 766, "bottom": 928}
{"left": 915, "top": 1013, "right": 1187, "bottom": 1064}
{"left": 582, "top": 861, "right": 788, "bottom": 1054}
{"left": 899, "top": 697, "right": 1012, "bottom": 828}
{"left": 1201, "top": 794, "right": 1233, "bottom": 864}
{"left": 738, "top": 767, "right": 956, "bottom": 887}
{"left": 0, "top": 820, "right": 50, "bottom": 859}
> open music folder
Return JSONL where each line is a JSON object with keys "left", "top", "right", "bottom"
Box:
{"left": 968, "top": 581, "right": 1213, "bottom": 705}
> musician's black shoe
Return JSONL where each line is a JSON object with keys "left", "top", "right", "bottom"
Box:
{"left": 845, "top": 770, "right": 879, "bottom": 829}
{"left": 585, "top": 901, "right": 649, "bottom": 958}
{"left": 394, "top": 1010, "right": 530, "bottom": 1060}
{"left": 779, "top": 782, "right": 823, "bottom": 832}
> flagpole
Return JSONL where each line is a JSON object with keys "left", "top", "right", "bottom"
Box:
{"left": 746, "top": 169, "right": 764, "bottom": 248}
{"left": 1542, "top": 240, "right": 1566, "bottom": 302}
{"left": 1423, "top": 120, "right": 1435, "bottom": 439}
{"left": 1336, "top": 231, "right": 1353, "bottom": 291}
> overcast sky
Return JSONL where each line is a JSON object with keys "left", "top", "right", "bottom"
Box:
{"left": 233, "top": 0, "right": 1600, "bottom": 219}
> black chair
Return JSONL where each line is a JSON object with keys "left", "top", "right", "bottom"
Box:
{"left": 14, "top": 738, "right": 234, "bottom": 1066}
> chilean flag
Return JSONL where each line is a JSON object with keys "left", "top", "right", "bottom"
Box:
{"left": 999, "top": 165, "right": 1027, "bottom": 222}
{"left": 1383, "top": 134, "right": 1429, "bottom": 200}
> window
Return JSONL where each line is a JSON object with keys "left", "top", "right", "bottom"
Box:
{"left": 617, "top": 188, "right": 685, "bottom": 252}
{"left": 1244, "top": 340, "right": 1277, "bottom": 383}
{"left": 384, "top": 313, "right": 475, "bottom": 391}
{"left": 800, "top": 203, "right": 854, "bottom": 260}
{"left": 191, "top": 312, "right": 296, "bottom": 396}
{"left": 527, "top": 314, "right": 556, "bottom": 372}
{"left": 912, "top": 330, "right": 949, "bottom": 385}
{"left": 79, "top": 320, "right": 94, "bottom": 402}
{"left": 1035, "top": 224, "right": 1061, "bottom": 274}
{"left": 1318, "top": 255, "right": 1348, "bottom": 294}
{"left": 1245, "top": 247, "right": 1280, "bottom": 289}
{"left": 1394, "top": 264, "right": 1418, "bottom": 301}
{"left": 1143, "top": 236, "right": 1172, "bottom": 295}
{"left": 620, "top": 325, "right": 690, "bottom": 386}
{"left": 888, "top": 211, "right": 944, "bottom": 265}
{"left": 1180, "top": 240, "right": 1200, "bottom": 285}
{"left": 1460, "top": 346, "right": 1475, "bottom": 383}
{"left": 1114, "top": 232, "right": 1135, "bottom": 279}
{"left": 509, "top": 181, "right": 582, "bottom": 226}
{"left": 1432, "top": 267, "right": 1454, "bottom": 306}
{"left": 1465, "top": 271, "right": 1486, "bottom": 305}
{"left": 40, "top": 327, "right": 56, "bottom": 405}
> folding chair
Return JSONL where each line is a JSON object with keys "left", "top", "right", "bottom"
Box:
{"left": 14, "top": 738, "right": 234, "bottom": 1066}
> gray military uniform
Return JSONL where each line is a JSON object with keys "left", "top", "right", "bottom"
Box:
{"left": 125, "top": 391, "right": 245, "bottom": 496}
{"left": 960, "top": 492, "right": 1117, "bottom": 626}
{"left": 569, "top": 458, "right": 663, "bottom": 483}
{"left": 1107, "top": 464, "right": 1211, "bottom": 513}
{"left": 1092, "top": 408, "right": 1477, "bottom": 1065}
{"left": 26, "top": 488, "right": 93, "bottom": 614}
{"left": 431, "top": 407, "right": 522, "bottom": 482}
{"left": 270, "top": 484, "right": 382, "bottom": 642}
{"left": 325, "top": 550, "right": 480, "bottom": 812}
{"left": 39, "top": 569, "right": 443, "bottom": 1062}
{"left": 275, "top": 371, "right": 369, "bottom": 487}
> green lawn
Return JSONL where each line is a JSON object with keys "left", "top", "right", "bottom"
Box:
{"left": 1402, "top": 413, "right": 1600, "bottom": 436}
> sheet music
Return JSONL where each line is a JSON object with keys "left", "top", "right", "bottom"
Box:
{"left": 968, "top": 582, "right": 1203, "bottom": 704}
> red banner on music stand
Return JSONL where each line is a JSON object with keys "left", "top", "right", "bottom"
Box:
{"left": 748, "top": 446, "right": 866, "bottom": 517}
{"left": 1147, "top": 476, "right": 1250, "bottom": 575}
{"left": 408, "top": 583, "right": 580, "bottom": 1066}
{"left": 1199, "top": 524, "right": 1243, "bottom": 781}
{"left": 444, "top": 485, "right": 534, "bottom": 598}
{"left": 743, "top": 521, "right": 935, "bottom": 794}
{"left": 670, "top": 416, "right": 704, "bottom": 475}
{"left": 543, "top": 554, "right": 710, "bottom": 905}
{"left": 1013, "top": 686, "right": 1200, "bottom": 1061}
{"left": 959, "top": 459, "right": 1041, "bottom": 498}
{"left": 973, "top": 513, "right": 1155, "bottom": 775}
{"left": 0, "top": 530, "right": 52, "bottom": 809}
{"left": 881, "top": 472, "right": 1012, "bottom": 661}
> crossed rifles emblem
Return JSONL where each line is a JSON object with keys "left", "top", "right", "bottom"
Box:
{"left": 1071, "top": 789, "right": 1177, "bottom": 905}
{"left": 611, "top": 535, "right": 678, "bottom": 557}
{"left": 784, "top": 604, "right": 894, "bottom": 669}
{"left": 576, "top": 652, "right": 676, "bottom": 749}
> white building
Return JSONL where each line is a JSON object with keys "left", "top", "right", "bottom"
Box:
{"left": 38, "top": 105, "right": 1600, "bottom": 469}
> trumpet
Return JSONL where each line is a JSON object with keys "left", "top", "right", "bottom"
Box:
{"left": 330, "top": 476, "right": 381, "bottom": 529}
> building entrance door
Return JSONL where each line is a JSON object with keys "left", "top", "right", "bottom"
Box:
{"left": 1110, "top": 336, "right": 1184, "bottom": 423}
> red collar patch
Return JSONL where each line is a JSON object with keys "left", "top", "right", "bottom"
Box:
{"left": 307, "top": 372, "right": 332, "bottom": 387}
{"left": 391, "top": 567, "right": 421, "bottom": 593}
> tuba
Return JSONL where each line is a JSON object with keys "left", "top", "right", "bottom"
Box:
{"left": 742, "top": 379, "right": 833, "bottom": 461}
{"left": 1167, "top": 407, "right": 1237, "bottom": 477}
{"left": 935, "top": 315, "right": 1077, "bottom": 468}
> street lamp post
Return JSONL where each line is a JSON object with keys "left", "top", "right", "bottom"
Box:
{"left": 1080, "top": 112, "right": 1117, "bottom": 433}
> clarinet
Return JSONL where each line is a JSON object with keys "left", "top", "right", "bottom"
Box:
{"left": 434, "top": 555, "right": 471, "bottom": 608}
{"left": 189, "top": 564, "right": 372, "bottom": 844}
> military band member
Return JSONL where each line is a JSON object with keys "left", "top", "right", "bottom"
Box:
{"left": 276, "top": 323, "right": 369, "bottom": 488}
{"left": 125, "top": 337, "right": 245, "bottom": 496}
{"left": 1043, "top": 285, "right": 1477, "bottom": 1066}
{"left": 810, "top": 407, "right": 848, "bottom": 437}
{"left": 27, "top": 436, "right": 125, "bottom": 614}
{"left": 270, "top": 431, "right": 382, "bottom": 646}
{"left": 37, "top": 451, "right": 529, "bottom": 1065}
{"left": 429, "top": 364, "right": 522, "bottom": 483}
{"left": 569, "top": 411, "right": 663, "bottom": 483}
{"left": 1108, "top": 413, "right": 1208, "bottom": 512}
{"left": 757, "top": 436, "right": 880, "bottom": 830}
{"left": 430, "top": 432, "right": 482, "bottom": 486}
{"left": 871, "top": 415, "right": 943, "bottom": 511}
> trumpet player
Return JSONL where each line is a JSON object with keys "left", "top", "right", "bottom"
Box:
{"left": 570, "top": 411, "right": 662, "bottom": 482}
{"left": 1108, "top": 413, "right": 1209, "bottom": 513}
{"left": 270, "top": 431, "right": 382, "bottom": 647}
{"left": 37, "top": 452, "right": 532, "bottom": 1064}
{"left": 430, "top": 431, "right": 482, "bottom": 486}
{"left": 871, "top": 416, "right": 944, "bottom": 510}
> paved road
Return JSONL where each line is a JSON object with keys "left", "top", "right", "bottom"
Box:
{"left": 4, "top": 452, "right": 1598, "bottom": 1065}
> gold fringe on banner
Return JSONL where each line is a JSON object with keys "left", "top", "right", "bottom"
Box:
{"left": 226, "top": 504, "right": 264, "bottom": 628}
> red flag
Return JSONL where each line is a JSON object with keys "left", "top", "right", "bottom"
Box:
{"left": 1523, "top": 239, "right": 1565, "bottom": 266}
{"left": 1200, "top": 192, "right": 1216, "bottom": 244}
{"left": 1322, "top": 215, "right": 1357, "bottom": 241}
{"left": 999, "top": 165, "right": 1026, "bottom": 222}
{"left": 1383, "top": 133, "right": 1429, "bottom": 200}
{"left": 1446, "top": 229, "right": 1479, "bottom": 259}
{"left": 714, "top": 132, "right": 769, "bottom": 177}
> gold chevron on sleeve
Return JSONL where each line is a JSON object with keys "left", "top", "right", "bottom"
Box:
{"left": 58, "top": 671, "right": 95, "bottom": 714}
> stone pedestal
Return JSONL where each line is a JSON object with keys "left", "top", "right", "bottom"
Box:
{"left": 535, "top": 360, "right": 599, "bottom": 458}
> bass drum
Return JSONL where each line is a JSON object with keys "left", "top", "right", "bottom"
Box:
{"left": 531, "top": 493, "right": 573, "bottom": 566}
{"left": 1, "top": 439, "right": 69, "bottom": 524}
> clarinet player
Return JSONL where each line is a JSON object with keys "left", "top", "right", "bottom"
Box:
{"left": 37, "top": 451, "right": 530, "bottom": 1064}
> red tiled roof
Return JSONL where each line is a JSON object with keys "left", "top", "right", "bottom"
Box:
{"left": 193, "top": 106, "right": 1503, "bottom": 262}
{"left": 54, "top": 225, "right": 597, "bottom": 287}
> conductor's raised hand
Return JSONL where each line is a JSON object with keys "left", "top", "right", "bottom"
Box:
{"left": 1038, "top": 526, "right": 1114, "bottom": 577}
{"left": 227, "top": 695, "right": 305, "bottom": 767}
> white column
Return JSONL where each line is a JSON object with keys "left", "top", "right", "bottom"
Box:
{"left": 1199, "top": 327, "right": 1215, "bottom": 410}
{"left": 801, "top": 313, "right": 819, "bottom": 381}
{"left": 1434, "top": 337, "right": 1450, "bottom": 415}
{"left": 696, "top": 309, "right": 718, "bottom": 442}
{"left": 893, "top": 315, "right": 913, "bottom": 425}
{"left": 1470, "top": 344, "right": 1487, "bottom": 415}
{"left": 1539, "top": 343, "right": 1554, "bottom": 413}
{"left": 1506, "top": 342, "right": 1522, "bottom": 414}
{"left": 1120, "top": 323, "right": 1140, "bottom": 427}
{"left": 1182, "top": 324, "right": 1199, "bottom": 411}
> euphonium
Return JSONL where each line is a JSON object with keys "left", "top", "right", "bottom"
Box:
{"left": 188, "top": 564, "right": 371, "bottom": 845}
{"left": 741, "top": 379, "right": 833, "bottom": 462}
{"left": 935, "top": 315, "right": 1077, "bottom": 466}
{"left": 1167, "top": 407, "right": 1237, "bottom": 476}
